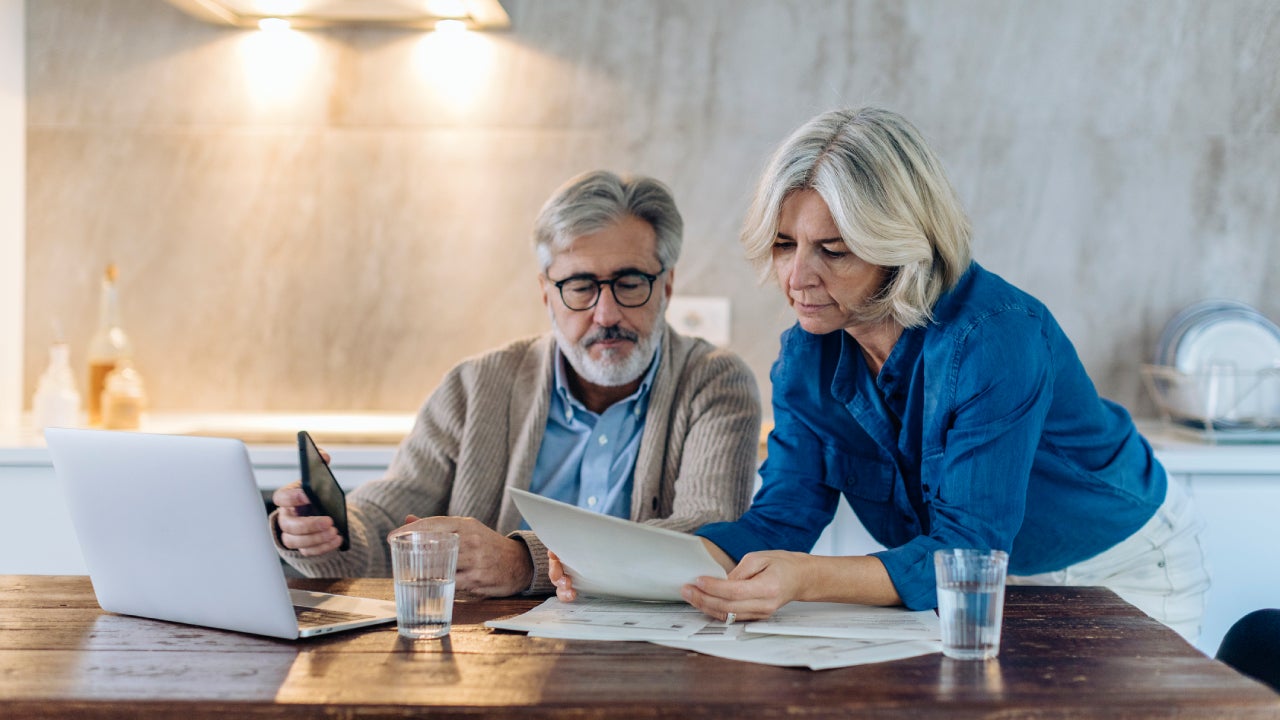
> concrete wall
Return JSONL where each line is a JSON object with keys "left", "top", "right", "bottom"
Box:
{"left": 22, "top": 0, "right": 1280, "bottom": 417}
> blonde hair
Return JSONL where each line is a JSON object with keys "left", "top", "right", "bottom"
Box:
{"left": 741, "top": 107, "right": 971, "bottom": 328}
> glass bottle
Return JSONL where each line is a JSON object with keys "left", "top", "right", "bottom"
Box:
{"left": 101, "top": 358, "right": 147, "bottom": 430}
{"left": 86, "top": 263, "right": 133, "bottom": 426}
{"left": 32, "top": 342, "right": 82, "bottom": 431}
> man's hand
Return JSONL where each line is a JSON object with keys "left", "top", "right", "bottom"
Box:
{"left": 394, "top": 515, "right": 534, "bottom": 598}
{"left": 548, "top": 551, "right": 577, "bottom": 602}
{"left": 273, "top": 447, "right": 343, "bottom": 559}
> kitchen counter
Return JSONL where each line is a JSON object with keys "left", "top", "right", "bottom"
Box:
{"left": 0, "top": 411, "right": 416, "bottom": 468}
{"left": 1136, "top": 420, "right": 1280, "bottom": 474}
{"left": 4, "top": 413, "right": 1280, "bottom": 476}
{"left": 0, "top": 412, "right": 416, "bottom": 578}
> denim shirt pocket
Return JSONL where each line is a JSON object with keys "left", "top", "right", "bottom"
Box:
{"left": 821, "top": 445, "right": 894, "bottom": 502}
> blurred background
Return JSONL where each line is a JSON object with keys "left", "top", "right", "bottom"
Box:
{"left": 6, "top": 0, "right": 1280, "bottom": 420}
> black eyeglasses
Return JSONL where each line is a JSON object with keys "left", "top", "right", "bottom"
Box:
{"left": 549, "top": 269, "right": 665, "bottom": 311}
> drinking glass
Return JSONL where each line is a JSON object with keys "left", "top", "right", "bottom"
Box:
{"left": 389, "top": 531, "right": 459, "bottom": 640}
{"left": 934, "top": 548, "right": 1009, "bottom": 660}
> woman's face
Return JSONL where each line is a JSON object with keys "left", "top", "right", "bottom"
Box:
{"left": 772, "top": 189, "right": 889, "bottom": 336}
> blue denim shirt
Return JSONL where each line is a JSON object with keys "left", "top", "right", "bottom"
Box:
{"left": 697, "top": 263, "right": 1166, "bottom": 610}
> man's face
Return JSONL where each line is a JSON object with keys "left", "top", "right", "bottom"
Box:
{"left": 541, "top": 214, "right": 673, "bottom": 388}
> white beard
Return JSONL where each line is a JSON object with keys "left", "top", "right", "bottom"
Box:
{"left": 551, "top": 309, "right": 665, "bottom": 388}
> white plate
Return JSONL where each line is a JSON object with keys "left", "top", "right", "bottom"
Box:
{"left": 1158, "top": 300, "right": 1274, "bottom": 366}
{"left": 1174, "top": 314, "right": 1280, "bottom": 375}
{"left": 1156, "top": 300, "right": 1243, "bottom": 365}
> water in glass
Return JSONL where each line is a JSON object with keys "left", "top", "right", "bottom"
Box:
{"left": 937, "top": 580, "right": 1004, "bottom": 660}
{"left": 394, "top": 578, "right": 456, "bottom": 640}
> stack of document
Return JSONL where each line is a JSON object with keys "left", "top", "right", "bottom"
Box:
{"left": 494, "top": 489, "right": 941, "bottom": 669}
{"left": 487, "top": 597, "right": 941, "bottom": 670}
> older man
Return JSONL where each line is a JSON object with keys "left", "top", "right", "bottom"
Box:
{"left": 271, "top": 170, "right": 761, "bottom": 596}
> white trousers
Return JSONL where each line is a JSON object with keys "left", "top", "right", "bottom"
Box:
{"left": 1007, "top": 479, "right": 1210, "bottom": 644}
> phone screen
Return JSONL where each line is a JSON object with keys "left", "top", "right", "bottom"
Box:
{"left": 297, "top": 430, "right": 350, "bottom": 551}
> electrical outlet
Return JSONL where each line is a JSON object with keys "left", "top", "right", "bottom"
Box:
{"left": 666, "top": 296, "right": 730, "bottom": 346}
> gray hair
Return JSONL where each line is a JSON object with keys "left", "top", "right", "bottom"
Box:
{"left": 533, "top": 170, "right": 683, "bottom": 272}
{"left": 741, "top": 107, "right": 972, "bottom": 328}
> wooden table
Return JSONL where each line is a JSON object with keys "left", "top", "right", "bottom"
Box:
{"left": 1, "top": 576, "right": 1277, "bottom": 719}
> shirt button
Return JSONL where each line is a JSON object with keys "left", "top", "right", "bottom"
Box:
{"left": 598, "top": 435, "right": 608, "bottom": 446}
{"left": 587, "top": 496, "right": 598, "bottom": 507}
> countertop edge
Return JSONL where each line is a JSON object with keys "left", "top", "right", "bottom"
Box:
{"left": 3, "top": 416, "right": 1280, "bottom": 475}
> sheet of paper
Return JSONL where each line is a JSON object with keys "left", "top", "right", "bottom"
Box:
{"left": 484, "top": 598, "right": 940, "bottom": 668}
{"left": 657, "top": 634, "right": 941, "bottom": 670}
{"left": 508, "top": 487, "right": 726, "bottom": 601}
{"left": 743, "top": 601, "right": 942, "bottom": 641}
{"left": 485, "top": 597, "right": 719, "bottom": 642}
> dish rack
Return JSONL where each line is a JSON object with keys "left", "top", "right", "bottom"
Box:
{"left": 1140, "top": 364, "right": 1280, "bottom": 443}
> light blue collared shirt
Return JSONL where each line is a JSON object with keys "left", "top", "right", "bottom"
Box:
{"left": 526, "top": 345, "right": 660, "bottom": 523}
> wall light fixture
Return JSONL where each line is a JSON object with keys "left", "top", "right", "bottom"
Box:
{"left": 164, "top": 0, "right": 510, "bottom": 31}
{"left": 256, "top": 16, "right": 291, "bottom": 31}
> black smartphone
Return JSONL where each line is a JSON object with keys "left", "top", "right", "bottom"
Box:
{"left": 297, "top": 430, "right": 350, "bottom": 551}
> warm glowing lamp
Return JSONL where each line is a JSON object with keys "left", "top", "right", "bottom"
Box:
{"left": 434, "top": 18, "right": 467, "bottom": 33}
{"left": 258, "top": 17, "right": 291, "bottom": 31}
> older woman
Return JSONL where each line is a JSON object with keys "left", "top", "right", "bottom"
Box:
{"left": 554, "top": 107, "right": 1209, "bottom": 641}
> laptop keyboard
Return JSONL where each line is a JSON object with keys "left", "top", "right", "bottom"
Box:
{"left": 293, "top": 605, "right": 375, "bottom": 628}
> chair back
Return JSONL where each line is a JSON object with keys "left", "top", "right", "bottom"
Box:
{"left": 1216, "top": 609, "right": 1280, "bottom": 693}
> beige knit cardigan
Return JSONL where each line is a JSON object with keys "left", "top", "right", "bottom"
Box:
{"left": 273, "top": 326, "right": 762, "bottom": 594}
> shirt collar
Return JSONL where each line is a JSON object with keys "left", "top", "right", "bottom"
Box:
{"left": 552, "top": 339, "right": 662, "bottom": 423}
{"left": 877, "top": 324, "right": 925, "bottom": 392}
{"left": 831, "top": 324, "right": 925, "bottom": 402}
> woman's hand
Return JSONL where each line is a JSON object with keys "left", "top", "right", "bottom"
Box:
{"left": 681, "top": 550, "right": 814, "bottom": 622}
{"left": 548, "top": 551, "right": 578, "bottom": 602}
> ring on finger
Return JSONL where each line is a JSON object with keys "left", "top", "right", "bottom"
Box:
{"left": 724, "top": 611, "right": 737, "bottom": 624}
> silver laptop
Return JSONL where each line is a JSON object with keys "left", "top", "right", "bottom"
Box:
{"left": 45, "top": 427, "right": 397, "bottom": 639}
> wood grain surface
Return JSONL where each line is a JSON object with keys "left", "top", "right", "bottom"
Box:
{"left": 1, "top": 576, "right": 1276, "bottom": 719}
